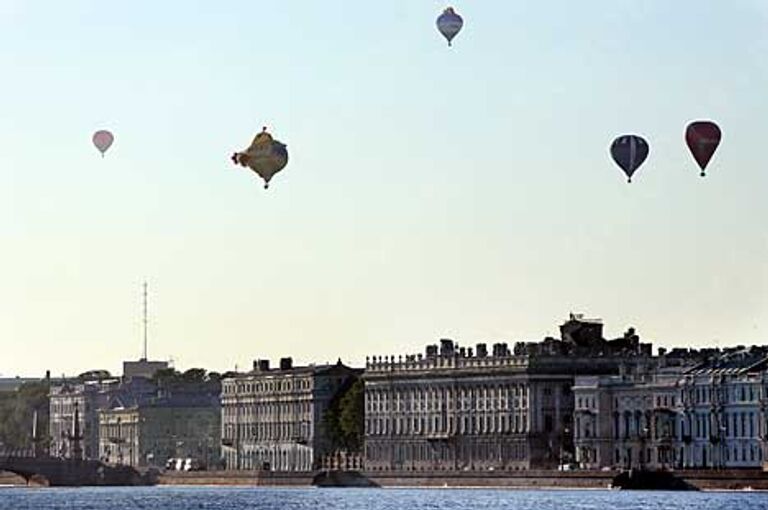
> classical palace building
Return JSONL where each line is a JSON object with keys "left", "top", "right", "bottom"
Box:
{"left": 573, "top": 368, "right": 681, "bottom": 470}
{"left": 363, "top": 315, "right": 655, "bottom": 471}
{"left": 221, "top": 357, "right": 360, "bottom": 471}
{"left": 573, "top": 346, "right": 768, "bottom": 471}
{"left": 678, "top": 347, "right": 768, "bottom": 469}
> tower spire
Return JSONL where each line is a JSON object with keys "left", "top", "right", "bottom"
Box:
{"left": 142, "top": 281, "right": 148, "bottom": 361}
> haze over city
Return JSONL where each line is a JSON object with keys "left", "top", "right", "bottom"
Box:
{"left": 3, "top": 1, "right": 768, "bottom": 377}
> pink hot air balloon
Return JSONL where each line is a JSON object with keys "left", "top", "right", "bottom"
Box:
{"left": 92, "top": 130, "right": 114, "bottom": 157}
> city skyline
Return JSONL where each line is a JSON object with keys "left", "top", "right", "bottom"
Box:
{"left": 3, "top": 1, "right": 768, "bottom": 377}
{"left": 0, "top": 310, "right": 752, "bottom": 378}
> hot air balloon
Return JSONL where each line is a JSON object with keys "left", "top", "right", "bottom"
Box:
{"left": 92, "top": 130, "right": 114, "bottom": 157}
{"left": 231, "top": 127, "right": 289, "bottom": 189}
{"left": 610, "top": 135, "right": 649, "bottom": 183}
{"left": 436, "top": 7, "right": 463, "bottom": 46}
{"left": 685, "top": 121, "right": 721, "bottom": 177}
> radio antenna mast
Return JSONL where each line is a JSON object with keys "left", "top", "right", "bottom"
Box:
{"left": 142, "top": 281, "right": 148, "bottom": 361}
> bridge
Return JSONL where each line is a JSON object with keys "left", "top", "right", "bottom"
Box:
{"left": 0, "top": 448, "right": 152, "bottom": 486}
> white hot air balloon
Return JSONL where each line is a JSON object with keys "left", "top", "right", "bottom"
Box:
{"left": 92, "top": 130, "right": 114, "bottom": 157}
{"left": 436, "top": 7, "right": 464, "bottom": 47}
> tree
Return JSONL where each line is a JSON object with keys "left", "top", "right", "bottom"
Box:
{"left": 322, "top": 377, "right": 364, "bottom": 454}
{"left": 151, "top": 368, "right": 180, "bottom": 386}
{"left": 338, "top": 379, "right": 364, "bottom": 452}
{"left": 150, "top": 368, "right": 220, "bottom": 396}
{"left": 0, "top": 381, "right": 50, "bottom": 450}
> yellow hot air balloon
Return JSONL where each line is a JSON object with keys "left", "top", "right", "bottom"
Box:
{"left": 231, "top": 127, "right": 289, "bottom": 189}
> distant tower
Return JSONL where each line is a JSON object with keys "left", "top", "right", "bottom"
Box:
{"left": 142, "top": 281, "right": 148, "bottom": 361}
{"left": 123, "top": 281, "right": 169, "bottom": 379}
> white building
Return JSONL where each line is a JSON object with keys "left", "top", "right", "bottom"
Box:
{"left": 678, "top": 348, "right": 767, "bottom": 469}
{"left": 573, "top": 368, "right": 680, "bottom": 470}
{"left": 221, "top": 358, "right": 359, "bottom": 471}
{"left": 574, "top": 346, "right": 768, "bottom": 470}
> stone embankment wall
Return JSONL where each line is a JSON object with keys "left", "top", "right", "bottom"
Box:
{"left": 365, "top": 470, "right": 615, "bottom": 489}
{"left": 158, "top": 471, "right": 314, "bottom": 486}
{"left": 676, "top": 469, "right": 768, "bottom": 491}
{"left": 157, "top": 468, "right": 768, "bottom": 491}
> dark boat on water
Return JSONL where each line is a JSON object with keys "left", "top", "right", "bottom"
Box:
{"left": 611, "top": 469, "right": 698, "bottom": 491}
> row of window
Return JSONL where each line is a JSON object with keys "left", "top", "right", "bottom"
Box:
{"left": 223, "top": 421, "right": 309, "bottom": 441}
{"left": 682, "top": 383, "right": 762, "bottom": 405}
{"left": 224, "top": 447, "right": 312, "bottom": 471}
{"left": 222, "top": 378, "right": 312, "bottom": 395}
{"left": 367, "top": 386, "right": 530, "bottom": 414}
{"left": 366, "top": 442, "right": 529, "bottom": 464}
{"left": 366, "top": 413, "right": 529, "bottom": 436}
{"left": 683, "top": 411, "right": 761, "bottom": 439}
{"left": 222, "top": 402, "right": 312, "bottom": 418}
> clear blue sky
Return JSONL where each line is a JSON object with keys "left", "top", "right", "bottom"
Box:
{"left": 2, "top": 1, "right": 768, "bottom": 377}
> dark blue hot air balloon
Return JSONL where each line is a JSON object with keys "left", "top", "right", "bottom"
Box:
{"left": 610, "top": 135, "right": 649, "bottom": 183}
{"left": 436, "top": 7, "right": 463, "bottom": 47}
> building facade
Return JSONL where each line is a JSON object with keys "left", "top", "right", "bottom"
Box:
{"left": 678, "top": 349, "right": 767, "bottom": 469}
{"left": 221, "top": 358, "right": 359, "bottom": 471}
{"left": 363, "top": 315, "right": 655, "bottom": 472}
{"left": 123, "top": 359, "right": 169, "bottom": 379}
{"left": 48, "top": 378, "right": 121, "bottom": 459}
{"left": 99, "top": 397, "right": 221, "bottom": 468}
{"left": 573, "top": 370, "right": 680, "bottom": 470}
{"left": 573, "top": 346, "right": 768, "bottom": 470}
{"left": 49, "top": 376, "right": 157, "bottom": 460}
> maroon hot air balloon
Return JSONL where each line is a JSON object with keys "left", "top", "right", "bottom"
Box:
{"left": 685, "top": 121, "right": 721, "bottom": 177}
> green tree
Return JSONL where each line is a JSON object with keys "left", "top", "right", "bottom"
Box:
{"left": 0, "top": 381, "right": 50, "bottom": 450}
{"left": 182, "top": 368, "right": 207, "bottom": 383}
{"left": 150, "top": 367, "right": 220, "bottom": 396}
{"left": 322, "top": 377, "right": 364, "bottom": 453}
{"left": 338, "top": 379, "right": 364, "bottom": 452}
{"left": 151, "top": 367, "right": 180, "bottom": 386}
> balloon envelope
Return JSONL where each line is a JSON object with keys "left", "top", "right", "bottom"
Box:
{"left": 232, "top": 128, "right": 288, "bottom": 189}
{"left": 437, "top": 7, "right": 463, "bottom": 46}
{"left": 685, "top": 121, "right": 721, "bottom": 176}
{"left": 92, "top": 130, "right": 114, "bottom": 155}
{"left": 610, "top": 135, "right": 649, "bottom": 183}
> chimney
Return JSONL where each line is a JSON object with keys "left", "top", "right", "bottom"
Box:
{"left": 280, "top": 357, "right": 293, "bottom": 370}
{"left": 476, "top": 343, "right": 488, "bottom": 358}
{"left": 253, "top": 359, "right": 270, "bottom": 372}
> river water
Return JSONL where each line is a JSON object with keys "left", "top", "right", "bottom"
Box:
{"left": 0, "top": 487, "right": 766, "bottom": 510}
